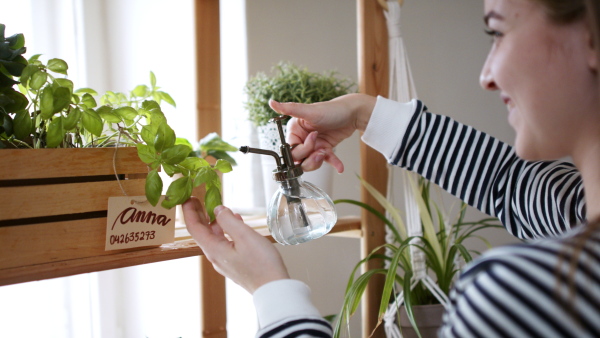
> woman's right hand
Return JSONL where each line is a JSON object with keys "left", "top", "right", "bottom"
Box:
{"left": 269, "top": 93, "right": 376, "bottom": 173}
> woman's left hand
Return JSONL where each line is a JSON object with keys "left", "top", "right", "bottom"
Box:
{"left": 182, "top": 197, "right": 290, "bottom": 294}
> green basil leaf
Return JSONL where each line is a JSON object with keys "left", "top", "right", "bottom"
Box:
{"left": 179, "top": 157, "right": 210, "bottom": 171}
{"left": 145, "top": 169, "right": 163, "bottom": 206}
{"left": 82, "top": 108, "right": 103, "bottom": 136}
{"left": 97, "top": 105, "right": 122, "bottom": 123}
{"left": 136, "top": 143, "right": 158, "bottom": 164}
{"left": 114, "top": 106, "right": 138, "bottom": 120}
{"left": 52, "top": 87, "right": 71, "bottom": 113}
{"left": 132, "top": 84, "right": 148, "bottom": 97}
{"left": 29, "top": 70, "right": 47, "bottom": 91}
{"left": 214, "top": 159, "right": 233, "bottom": 173}
{"left": 148, "top": 109, "right": 167, "bottom": 125}
{"left": 81, "top": 93, "right": 97, "bottom": 109}
{"left": 206, "top": 150, "right": 238, "bottom": 166}
{"left": 199, "top": 132, "right": 237, "bottom": 152}
{"left": 46, "top": 116, "right": 65, "bottom": 148}
{"left": 161, "top": 176, "right": 193, "bottom": 209}
{"left": 161, "top": 144, "right": 193, "bottom": 165}
{"left": 47, "top": 58, "right": 68, "bottom": 75}
{"left": 154, "top": 123, "right": 175, "bottom": 152}
{"left": 63, "top": 107, "right": 81, "bottom": 130}
{"left": 175, "top": 137, "right": 194, "bottom": 149}
{"left": 141, "top": 124, "right": 158, "bottom": 146}
{"left": 54, "top": 78, "right": 74, "bottom": 92}
{"left": 19, "top": 64, "right": 39, "bottom": 87}
{"left": 158, "top": 91, "right": 176, "bottom": 107}
{"left": 162, "top": 163, "right": 180, "bottom": 176}
{"left": 193, "top": 167, "right": 218, "bottom": 187}
{"left": 205, "top": 184, "right": 222, "bottom": 222}
{"left": 28, "top": 54, "right": 41, "bottom": 63}
{"left": 150, "top": 71, "right": 157, "bottom": 89}
{"left": 13, "top": 110, "right": 32, "bottom": 139}
{"left": 142, "top": 100, "right": 161, "bottom": 111}
{"left": 75, "top": 88, "right": 98, "bottom": 96}
{"left": 40, "top": 86, "right": 54, "bottom": 120}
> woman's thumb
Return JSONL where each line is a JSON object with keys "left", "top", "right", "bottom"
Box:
{"left": 269, "top": 99, "right": 308, "bottom": 119}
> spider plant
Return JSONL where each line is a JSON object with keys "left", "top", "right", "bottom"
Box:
{"left": 333, "top": 175, "right": 502, "bottom": 337}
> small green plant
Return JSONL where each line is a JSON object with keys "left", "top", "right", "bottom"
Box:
{"left": 333, "top": 175, "right": 502, "bottom": 337}
{"left": 0, "top": 24, "right": 235, "bottom": 220}
{"left": 244, "top": 61, "right": 355, "bottom": 127}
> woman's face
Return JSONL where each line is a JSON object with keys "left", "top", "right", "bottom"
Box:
{"left": 480, "top": 0, "right": 599, "bottom": 161}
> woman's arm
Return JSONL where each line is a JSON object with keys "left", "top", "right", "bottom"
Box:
{"left": 364, "top": 97, "right": 586, "bottom": 239}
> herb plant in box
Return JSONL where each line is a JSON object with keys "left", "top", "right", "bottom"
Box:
{"left": 0, "top": 24, "right": 235, "bottom": 273}
{"left": 244, "top": 62, "right": 354, "bottom": 203}
{"left": 333, "top": 176, "right": 502, "bottom": 338}
{"left": 0, "top": 24, "right": 235, "bottom": 219}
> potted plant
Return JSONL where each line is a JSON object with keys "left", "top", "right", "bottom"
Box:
{"left": 0, "top": 24, "right": 235, "bottom": 218}
{"left": 244, "top": 61, "right": 354, "bottom": 204}
{"left": 0, "top": 24, "right": 235, "bottom": 271}
{"left": 333, "top": 175, "right": 503, "bottom": 337}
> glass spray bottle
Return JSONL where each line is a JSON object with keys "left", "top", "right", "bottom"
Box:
{"left": 239, "top": 116, "right": 337, "bottom": 245}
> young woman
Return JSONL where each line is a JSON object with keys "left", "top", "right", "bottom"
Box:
{"left": 183, "top": 0, "right": 600, "bottom": 336}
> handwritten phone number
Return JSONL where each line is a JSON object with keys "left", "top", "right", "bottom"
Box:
{"left": 110, "top": 231, "right": 156, "bottom": 244}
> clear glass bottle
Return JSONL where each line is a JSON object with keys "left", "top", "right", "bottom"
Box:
{"left": 268, "top": 175, "right": 336, "bottom": 245}
{"left": 240, "top": 116, "right": 337, "bottom": 245}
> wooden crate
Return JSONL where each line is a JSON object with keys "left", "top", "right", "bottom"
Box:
{"left": 0, "top": 147, "right": 150, "bottom": 272}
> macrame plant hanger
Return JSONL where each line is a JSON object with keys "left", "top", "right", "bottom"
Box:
{"left": 379, "top": 1, "right": 449, "bottom": 337}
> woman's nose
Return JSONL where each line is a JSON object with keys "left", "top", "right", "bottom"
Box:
{"left": 479, "top": 55, "right": 498, "bottom": 91}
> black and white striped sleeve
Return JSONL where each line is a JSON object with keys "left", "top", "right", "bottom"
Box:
{"left": 254, "top": 279, "right": 332, "bottom": 338}
{"left": 362, "top": 97, "right": 586, "bottom": 239}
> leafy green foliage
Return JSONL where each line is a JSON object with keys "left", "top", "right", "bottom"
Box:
{"left": 0, "top": 24, "right": 236, "bottom": 219}
{"left": 244, "top": 62, "right": 355, "bottom": 127}
{"left": 333, "top": 176, "right": 503, "bottom": 337}
{"left": 0, "top": 24, "right": 28, "bottom": 142}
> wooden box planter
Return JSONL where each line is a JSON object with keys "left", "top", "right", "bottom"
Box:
{"left": 0, "top": 147, "right": 151, "bottom": 284}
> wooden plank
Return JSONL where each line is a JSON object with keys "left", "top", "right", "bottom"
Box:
{"left": 0, "top": 216, "right": 361, "bottom": 286}
{"left": 195, "top": 1, "right": 225, "bottom": 336}
{"left": 0, "top": 179, "right": 146, "bottom": 221}
{"left": 201, "top": 257, "right": 227, "bottom": 338}
{"left": 195, "top": 0, "right": 221, "bottom": 140}
{"left": 0, "top": 217, "right": 153, "bottom": 269}
{"left": 0, "top": 147, "right": 147, "bottom": 180}
{"left": 358, "top": 0, "right": 389, "bottom": 336}
{"left": 0, "top": 239, "right": 203, "bottom": 286}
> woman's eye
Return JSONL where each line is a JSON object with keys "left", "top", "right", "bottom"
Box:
{"left": 484, "top": 28, "right": 503, "bottom": 42}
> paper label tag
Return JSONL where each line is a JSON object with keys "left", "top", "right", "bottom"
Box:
{"left": 106, "top": 196, "right": 176, "bottom": 251}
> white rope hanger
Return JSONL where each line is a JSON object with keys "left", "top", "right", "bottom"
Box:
{"left": 380, "top": 1, "right": 449, "bottom": 337}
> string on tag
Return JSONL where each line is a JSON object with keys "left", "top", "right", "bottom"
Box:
{"left": 112, "top": 129, "right": 147, "bottom": 205}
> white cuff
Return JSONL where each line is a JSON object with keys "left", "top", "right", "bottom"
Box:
{"left": 361, "top": 96, "right": 416, "bottom": 160}
{"left": 253, "top": 279, "right": 321, "bottom": 329}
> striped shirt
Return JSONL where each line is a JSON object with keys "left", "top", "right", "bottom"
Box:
{"left": 253, "top": 97, "right": 595, "bottom": 337}
{"left": 370, "top": 98, "right": 597, "bottom": 337}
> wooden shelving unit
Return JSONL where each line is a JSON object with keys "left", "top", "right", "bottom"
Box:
{"left": 0, "top": 216, "right": 361, "bottom": 287}
{"left": 0, "top": 1, "right": 389, "bottom": 337}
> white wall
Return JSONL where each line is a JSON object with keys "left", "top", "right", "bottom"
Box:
{"left": 245, "top": 0, "right": 520, "bottom": 335}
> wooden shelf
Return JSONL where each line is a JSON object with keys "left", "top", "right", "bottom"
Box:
{"left": 0, "top": 216, "right": 361, "bottom": 286}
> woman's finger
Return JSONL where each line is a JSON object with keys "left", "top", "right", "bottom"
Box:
{"left": 213, "top": 206, "right": 258, "bottom": 241}
{"left": 183, "top": 198, "right": 228, "bottom": 249}
{"left": 291, "top": 131, "right": 318, "bottom": 161}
